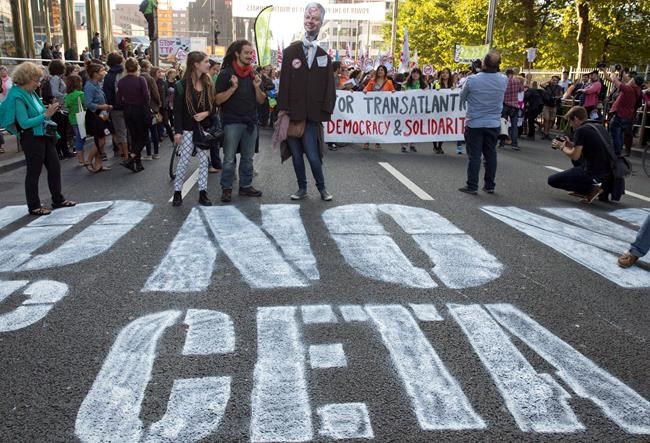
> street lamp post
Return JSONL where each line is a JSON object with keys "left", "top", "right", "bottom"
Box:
{"left": 485, "top": 0, "right": 497, "bottom": 47}
{"left": 0, "top": 20, "right": 6, "bottom": 56}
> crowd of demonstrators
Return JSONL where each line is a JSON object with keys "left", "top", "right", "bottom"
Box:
{"left": 0, "top": 62, "right": 77, "bottom": 215}
{"left": 362, "top": 65, "right": 394, "bottom": 150}
{"left": 83, "top": 63, "right": 113, "bottom": 172}
{"left": 215, "top": 40, "right": 266, "bottom": 203}
{"left": 0, "top": 64, "right": 12, "bottom": 154}
{"left": 458, "top": 50, "right": 508, "bottom": 195}
{"left": 117, "top": 58, "right": 151, "bottom": 172}
{"left": 500, "top": 68, "right": 523, "bottom": 150}
{"left": 276, "top": 1, "right": 335, "bottom": 201}
{"left": 172, "top": 51, "right": 217, "bottom": 206}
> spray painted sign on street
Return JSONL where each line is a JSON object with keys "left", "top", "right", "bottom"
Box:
{"left": 75, "top": 303, "right": 650, "bottom": 441}
{"left": 325, "top": 90, "right": 467, "bottom": 144}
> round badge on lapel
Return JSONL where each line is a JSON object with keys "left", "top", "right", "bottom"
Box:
{"left": 292, "top": 58, "right": 302, "bottom": 69}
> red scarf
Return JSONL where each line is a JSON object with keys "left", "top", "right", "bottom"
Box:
{"left": 232, "top": 61, "right": 254, "bottom": 79}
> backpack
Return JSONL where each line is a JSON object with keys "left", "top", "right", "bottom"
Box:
{"left": 540, "top": 88, "right": 555, "bottom": 107}
{"left": 41, "top": 78, "right": 54, "bottom": 105}
{"left": 139, "top": 0, "right": 148, "bottom": 14}
{"left": 585, "top": 122, "right": 630, "bottom": 201}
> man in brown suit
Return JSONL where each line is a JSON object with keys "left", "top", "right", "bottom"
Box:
{"left": 278, "top": 2, "right": 336, "bottom": 201}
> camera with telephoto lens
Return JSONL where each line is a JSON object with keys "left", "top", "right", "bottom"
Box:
{"left": 43, "top": 119, "right": 58, "bottom": 138}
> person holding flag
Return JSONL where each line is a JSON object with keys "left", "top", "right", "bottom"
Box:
{"left": 277, "top": 2, "right": 336, "bottom": 201}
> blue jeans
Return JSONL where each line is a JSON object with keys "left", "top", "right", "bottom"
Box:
{"left": 145, "top": 124, "right": 159, "bottom": 155}
{"left": 221, "top": 123, "right": 257, "bottom": 189}
{"left": 210, "top": 144, "right": 222, "bottom": 169}
{"left": 286, "top": 121, "right": 325, "bottom": 191}
{"left": 464, "top": 126, "right": 499, "bottom": 191}
{"left": 630, "top": 213, "right": 650, "bottom": 258}
{"left": 547, "top": 166, "right": 603, "bottom": 195}
{"left": 500, "top": 105, "right": 519, "bottom": 147}
{"left": 72, "top": 125, "right": 85, "bottom": 150}
{"left": 608, "top": 115, "right": 631, "bottom": 156}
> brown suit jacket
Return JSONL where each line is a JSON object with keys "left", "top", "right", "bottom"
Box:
{"left": 277, "top": 41, "right": 336, "bottom": 122}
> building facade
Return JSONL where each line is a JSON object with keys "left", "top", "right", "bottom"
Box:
{"left": 188, "top": 0, "right": 233, "bottom": 48}
{"left": 112, "top": 3, "right": 148, "bottom": 37}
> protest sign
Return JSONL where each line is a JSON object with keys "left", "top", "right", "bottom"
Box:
{"left": 325, "top": 89, "right": 467, "bottom": 143}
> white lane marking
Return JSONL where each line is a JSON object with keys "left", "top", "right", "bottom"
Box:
{"left": 261, "top": 204, "right": 320, "bottom": 280}
{"left": 144, "top": 377, "right": 231, "bottom": 443}
{"left": 250, "top": 306, "right": 312, "bottom": 442}
{"left": 18, "top": 201, "right": 154, "bottom": 271}
{"left": 182, "top": 309, "right": 235, "bottom": 355}
{"left": 75, "top": 311, "right": 182, "bottom": 443}
{"left": 409, "top": 304, "right": 443, "bottom": 321}
{"left": 365, "top": 304, "right": 486, "bottom": 430}
{"left": 544, "top": 166, "right": 650, "bottom": 202}
{"left": 143, "top": 208, "right": 218, "bottom": 292}
{"left": 487, "top": 303, "right": 650, "bottom": 434}
{"left": 301, "top": 304, "right": 338, "bottom": 324}
{"left": 0, "top": 205, "right": 27, "bottom": 230}
{"left": 379, "top": 204, "right": 503, "bottom": 289}
{"left": 28, "top": 201, "right": 112, "bottom": 226}
{"left": 543, "top": 207, "right": 638, "bottom": 243}
{"left": 609, "top": 208, "right": 650, "bottom": 226}
{"left": 0, "top": 280, "right": 28, "bottom": 304}
{"left": 202, "top": 207, "right": 308, "bottom": 288}
{"left": 168, "top": 168, "right": 200, "bottom": 202}
{"left": 339, "top": 305, "right": 369, "bottom": 322}
{"left": 448, "top": 303, "right": 584, "bottom": 433}
{"left": 378, "top": 162, "right": 434, "bottom": 200}
{"left": 0, "top": 226, "right": 70, "bottom": 271}
{"left": 0, "top": 280, "right": 68, "bottom": 332}
{"left": 322, "top": 205, "right": 437, "bottom": 288}
{"left": 482, "top": 206, "right": 650, "bottom": 287}
{"left": 309, "top": 343, "right": 348, "bottom": 369}
{"left": 317, "top": 403, "right": 374, "bottom": 440}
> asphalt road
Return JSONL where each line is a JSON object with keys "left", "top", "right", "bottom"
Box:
{"left": 0, "top": 129, "right": 649, "bottom": 442}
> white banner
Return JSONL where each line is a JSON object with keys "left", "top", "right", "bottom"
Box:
{"left": 325, "top": 90, "right": 467, "bottom": 143}
{"left": 232, "top": 0, "right": 385, "bottom": 21}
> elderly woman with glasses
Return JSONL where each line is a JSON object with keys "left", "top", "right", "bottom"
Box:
{"left": 0, "top": 62, "right": 77, "bottom": 215}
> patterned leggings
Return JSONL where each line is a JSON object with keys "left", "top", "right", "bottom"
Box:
{"left": 174, "top": 130, "right": 209, "bottom": 192}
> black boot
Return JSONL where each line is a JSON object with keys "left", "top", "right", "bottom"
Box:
{"left": 172, "top": 191, "right": 182, "bottom": 206}
{"left": 199, "top": 190, "right": 212, "bottom": 206}
{"left": 135, "top": 159, "right": 145, "bottom": 172}
{"left": 120, "top": 157, "right": 137, "bottom": 172}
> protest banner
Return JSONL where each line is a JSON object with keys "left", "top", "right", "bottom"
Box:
{"left": 325, "top": 89, "right": 467, "bottom": 144}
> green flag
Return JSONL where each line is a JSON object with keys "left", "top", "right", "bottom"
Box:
{"left": 254, "top": 5, "right": 273, "bottom": 66}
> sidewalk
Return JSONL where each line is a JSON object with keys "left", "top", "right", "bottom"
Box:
{"left": 0, "top": 133, "right": 24, "bottom": 173}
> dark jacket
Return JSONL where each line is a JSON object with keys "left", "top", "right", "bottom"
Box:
{"left": 103, "top": 64, "right": 124, "bottom": 109}
{"left": 64, "top": 48, "right": 78, "bottom": 61}
{"left": 277, "top": 41, "right": 336, "bottom": 122}
{"left": 142, "top": 72, "right": 162, "bottom": 112}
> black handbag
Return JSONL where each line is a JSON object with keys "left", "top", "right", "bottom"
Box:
{"left": 192, "top": 113, "right": 224, "bottom": 150}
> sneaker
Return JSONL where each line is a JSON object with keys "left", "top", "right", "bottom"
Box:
{"left": 208, "top": 167, "right": 221, "bottom": 173}
{"left": 101, "top": 154, "right": 108, "bottom": 161}
{"left": 141, "top": 155, "right": 153, "bottom": 161}
{"left": 580, "top": 185, "right": 603, "bottom": 204}
{"left": 458, "top": 186, "right": 478, "bottom": 195}
{"left": 152, "top": 154, "right": 160, "bottom": 159}
{"left": 239, "top": 186, "right": 263, "bottom": 197}
{"left": 482, "top": 187, "right": 495, "bottom": 194}
{"left": 401, "top": 146, "right": 407, "bottom": 153}
{"left": 512, "top": 146, "right": 520, "bottom": 151}
{"left": 172, "top": 191, "right": 182, "bottom": 206}
{"left": 320, "top": 189, "right": 333, "bottom": 201}
{"left": 456, "top": 146, "right": 464, "bottom": 155}
{"left": 328, "top": 143, "right": 338, "bottom": 151}
{"left": 291, "top": 189, "right": 308, "bottom": 200}
{"left": 221, "top": 188, "right": 232, "bottom": 203}
{"left": 617, "top": 252, "right": 639, "bottom": 268}
{"left": 198, "top": 190, "right": 212, "bottom": 206}
{"left": 409, "top": 145, "right": 417, "bottom": 152}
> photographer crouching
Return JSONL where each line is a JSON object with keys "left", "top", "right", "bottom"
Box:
{"left": 548, "top": 106, "right": 612, "bottom": 204}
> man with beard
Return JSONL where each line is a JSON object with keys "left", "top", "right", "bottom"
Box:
{"left": 277, "top": 2, "right": 336, "bottom": 201}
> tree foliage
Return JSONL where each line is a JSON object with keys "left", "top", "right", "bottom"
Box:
{"left": 384, "top": 0, "right": 650, "bottom": 70}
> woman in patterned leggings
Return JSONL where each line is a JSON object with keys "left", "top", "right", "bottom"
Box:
{"left": 171, "top": 51, "right": 217, "bottom": 206}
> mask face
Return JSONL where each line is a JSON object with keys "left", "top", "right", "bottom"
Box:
{"left": 303, "top": 6, "right": 323, "bottom": 37}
